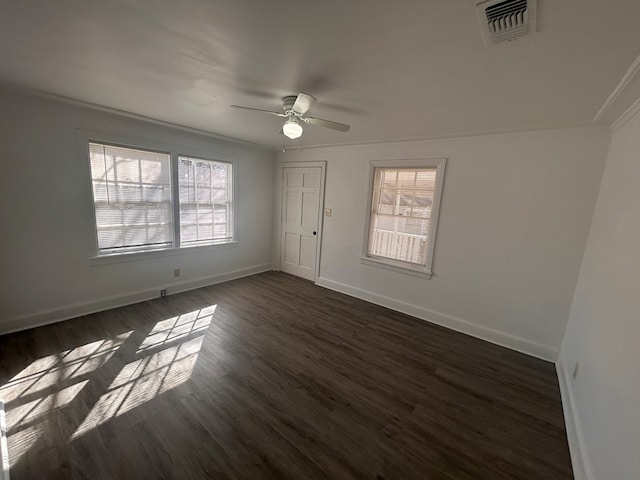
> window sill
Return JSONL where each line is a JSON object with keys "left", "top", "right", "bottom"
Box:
{"left": 360, "top": 256, "right": 433, "bottom": 279}
{"left": 90, "top": 241, "right": 238, "bottom": 266}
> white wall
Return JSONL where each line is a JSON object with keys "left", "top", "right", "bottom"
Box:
{"left": 558, "top": 110, "right": 640, "bottom": 479}
{"left": 276, "top": 128, "right": 610, "bottom": 360}
{"left": 0, "top": 88, "right": 275, "bottom": 333}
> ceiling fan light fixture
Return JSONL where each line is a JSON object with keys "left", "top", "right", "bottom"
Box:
{"left": 283, "top": 118, "right": 303, "bottom": 139}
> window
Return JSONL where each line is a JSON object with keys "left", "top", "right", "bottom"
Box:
{"left": 87, "top": 140, "right": 235, "bottom": 257}
{"left": 362, "top": 159, "right": 446, "bottom": 278}
{"left": 178, "top": 156, "right": 233, "bottom": 245}
{"left": 89, "top": 143, "right": 173, "bottom": 253}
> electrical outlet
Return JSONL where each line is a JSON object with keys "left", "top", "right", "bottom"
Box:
{"left": 160, "top": 289, "right": 167, "bottom": 298}
{"left": 174, "top": 268, "right": 180, "bottom": 277}
{"left": 572, "top": 362, "right": 579, "bottom": 379}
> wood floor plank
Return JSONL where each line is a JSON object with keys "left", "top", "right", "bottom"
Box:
{"left": 0, "top": 271, "right": 573, "bottom": 479}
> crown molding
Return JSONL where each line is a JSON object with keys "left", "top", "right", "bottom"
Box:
{"left": 0, "top": 81, "right": 266, "bottom": 149}
{"left": 610, "top": 95, "right": 640, "bottom": 133}
{"left": 274, "top": 121, "right": 603, "bottom": 152}
{"left": 594, "top": 53, "right": 640, "bottom": 122}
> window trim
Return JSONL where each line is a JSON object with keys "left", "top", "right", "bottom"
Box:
{"left": 78, "top": 129, "right": 238, "bottom": 263}
{"left": 361, "top": 158, "right": 447, "bottom": 279}
{"left": 88, "top": 240, "right": 239, "bottom": 266}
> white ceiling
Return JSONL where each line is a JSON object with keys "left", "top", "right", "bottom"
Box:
{"left": 1, "top": 0, "right": 640, "bottom": 148}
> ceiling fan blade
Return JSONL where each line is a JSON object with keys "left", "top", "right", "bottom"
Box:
{"left": 230, "top": 105, "right": 287, "bottom": 117}
{"left": 303, "top": 116, "right": 350, "bottom": 132}
{"left": 292, "top": 93, "right": 317, "bottom": 115}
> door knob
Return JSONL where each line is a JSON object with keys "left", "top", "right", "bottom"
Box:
{"left": 313, "top": 231, "right": 317, "bottom": 236}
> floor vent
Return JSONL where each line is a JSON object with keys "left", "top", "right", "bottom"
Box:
{"left": 476, "top": 0, "right": 537, "bottom": 44}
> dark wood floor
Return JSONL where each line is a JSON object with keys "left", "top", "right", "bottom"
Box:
{"left": 0, "top": 271, "right": 573, "bottom": 479}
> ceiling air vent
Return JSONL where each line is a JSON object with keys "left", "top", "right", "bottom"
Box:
{"left": 476, "top": 0, "right": 537, "bottom": 45}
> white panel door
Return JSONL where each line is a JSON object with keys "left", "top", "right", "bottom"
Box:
{"left": 280, "top": 167, "right": 321, "bottom": 280}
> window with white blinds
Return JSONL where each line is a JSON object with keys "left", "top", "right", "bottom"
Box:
{"left": 89, "top": 143, "right": 173, "bottom": 253}
{"left": 178, "top": 156, "right": 232, "bottom": 245}
{"left": 87, "top": 139, "right": 236, "bottom": 257}
{"left": 364, "top": 159, "right": 446, "bottom": 277}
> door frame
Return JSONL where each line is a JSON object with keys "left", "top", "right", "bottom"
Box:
{"left": 274, "top": 161, "right": 327, "bottom": 283}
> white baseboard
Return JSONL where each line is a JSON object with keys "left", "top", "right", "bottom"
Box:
{"left": 315, "top": 276, "right": 559, "bottom": 362}
{"left": 0, "top": 263, "right": 273, "bottom": 336}
{"left": 556, "top": 356, "right": 593, "bottom": 480}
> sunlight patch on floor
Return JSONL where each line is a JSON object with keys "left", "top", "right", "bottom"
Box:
{"left": 0, "top": 332, "right": 132, "bottom": 471}
{"left": 73, "top": 335, "right": 205, "bottom": 438}
{"left": 6, "top": 421, "right": 46, "bottom": 468}
{"left": 72, "top": 306, "right": 215, "bottom": 439}
{"left": 0, "top": 332, "right": 132, "bottom": 403}
{"left": 6, "top": 381, "right": 89, "bottom": 432}
{"left": 138, "top": 305, "right": 216, "bottom": 352}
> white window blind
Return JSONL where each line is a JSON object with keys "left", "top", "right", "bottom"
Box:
{"left": 178, "top": 156, "right": 233, "bottom": 245}
{"left": 89, "top": 143, "right": 173, "bottom": 253}
{"left": 368, "top": 167, "right": 436, "bottom": 266}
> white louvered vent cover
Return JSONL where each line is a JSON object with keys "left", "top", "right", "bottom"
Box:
{"left": 476, "top": 0, "right": 537, "bottom": 44}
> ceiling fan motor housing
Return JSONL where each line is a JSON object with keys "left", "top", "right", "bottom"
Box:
{"left": 282, "top": 95, "right": 298, "bottom": 113}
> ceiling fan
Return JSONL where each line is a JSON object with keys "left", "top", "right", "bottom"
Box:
{"left": 231, "top": 93, "right": 350, "bottom": 139}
